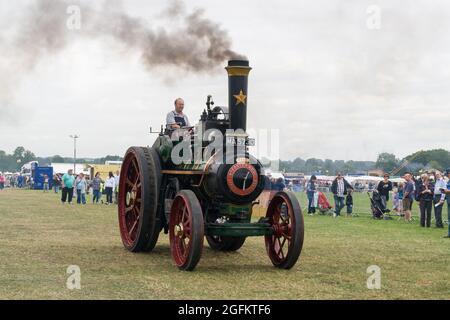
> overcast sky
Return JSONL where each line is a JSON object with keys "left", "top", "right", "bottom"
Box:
{"left": 1, "top": 0, "right": 450, "bottom": 161}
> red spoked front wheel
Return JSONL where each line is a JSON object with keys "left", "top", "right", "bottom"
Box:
{"left": 265, "top": 191, "right": 304, "bottom": 269}
{"left": 169, "top": 190, "right": 204, "bottom": 271}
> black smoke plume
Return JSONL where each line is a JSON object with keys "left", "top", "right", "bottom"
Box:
{"left": 0, "top": 0, "right": 245, "bottom": 122}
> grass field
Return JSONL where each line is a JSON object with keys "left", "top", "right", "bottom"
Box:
{"left": 0, "top": 188, "right": 448, "bottom": 300}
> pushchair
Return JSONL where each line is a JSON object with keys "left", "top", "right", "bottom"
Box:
{"left": 368, "top": 190, "right": 390, "bottom": 219}
{"left": 317, "top": 191, "right": 333, "bottom": 215}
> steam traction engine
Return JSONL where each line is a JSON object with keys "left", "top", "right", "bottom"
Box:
{"left": 118, "top": 60, "right": 304, "bottom": 271}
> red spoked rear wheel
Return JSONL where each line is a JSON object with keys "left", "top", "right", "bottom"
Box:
{"left": 169, "top": 190, "right": 204, "bottom": 271}
{"left": 118, "top": 147, "right": 161, "bottom": 252}
{"left": 265, "top": 191, "right": 304, "bottom": 269}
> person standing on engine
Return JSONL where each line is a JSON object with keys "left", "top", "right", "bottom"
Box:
{"left": 166, "top": 98, "right": 191, "bottom": 129}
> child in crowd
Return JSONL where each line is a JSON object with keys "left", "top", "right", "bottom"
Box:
{"left": 346, "top": 189, "right": 353, "bottom": 216}
{"left": 43, "top": 175, "right": 49, "bottom": 193}
{"left": 397, "top": 182, "right": 404, "bottom": 215}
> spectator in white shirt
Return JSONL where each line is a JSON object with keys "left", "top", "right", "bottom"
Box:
{"left": 433, "top": 171, "right": 446, "bottom": 228}
{"left": 104, "top": 172, "right": 116, "bottom": 205}
{"left": 114, "top": 170, "right": 120, "bottom": 204}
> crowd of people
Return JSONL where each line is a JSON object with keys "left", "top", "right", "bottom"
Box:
{"left": 285, "top": 177, "right": 387, "bottom": 194}
{"left": 265, "top": 176, "right": 287, "bottom": 192}
{"left": 2, "top": 165, "right": 449, "bottom": 239}
{"left": 52, "top": 169, "right": 120, "bottom": 205}
{"left": 369, "top": 171, "right": 448, "bottom": 231}
{"left": 306, "top": 173, "right": 354, "bottom": 217}
{"left": 0, "top": 173, "right": 33, "bottom": 189}
{"left": 303, "top": 169, "right": 450, "bottom": 238}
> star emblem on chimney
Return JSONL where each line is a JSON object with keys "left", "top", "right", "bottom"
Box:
{"left": 233, "top": 90, "right": 247, "bottom": 106}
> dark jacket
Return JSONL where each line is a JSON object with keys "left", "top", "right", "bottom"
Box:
{"left": 345, "top": 194, "right": 353, "bottom": 206}
{"left": 377, "top": 180, "right": 393, "bottom": 200}
{"left": 263, "top": 176, "right": 272, "bottom": 190}
{"left": 330, "top": 178, "right": 353, "bottom": 196}
{"left": 306, "top": 181, "right": 316, "bottom": 198}
{"left": 272, "top": 182, "right": 285, "bottom": 191}
{"left": 417, "top": 181, "right": 434, "bottom": 202}
{"left": 53, "top": 176, "right": 61, "bottom": 186}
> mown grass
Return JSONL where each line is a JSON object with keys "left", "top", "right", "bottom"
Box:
{"left": 0, "top": 189, "right": 448, "bottom": 300}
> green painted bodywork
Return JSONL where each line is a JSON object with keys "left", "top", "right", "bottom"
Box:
{"left": 219, "top": 203, "right": 251, "bottom": 217}
{"left": 153, "top": 135, "right": 207, "bottom": 169}
{"left": 153, "top": 135, "right": 173, "bottom": 163}
{"left": 205, "top": 222, "right": 273, "bottom": 237}
{"left": 152, "top": 136, "right": 268, "bottom": 238}
{"left": 204, "top": 203, "right": 270, "bottom": 237}
{"left": 178, "top": 162, "right": 207, "bottom": 171}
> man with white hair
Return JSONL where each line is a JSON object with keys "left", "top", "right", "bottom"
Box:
{"left": 402, "top": 172, "right": 415, "bottom": 222}
{"left": 433, "top": 171, "right": 446, "bottom": 229}
{"left": 443, "top": 168, "right": 450, "bottom": 238}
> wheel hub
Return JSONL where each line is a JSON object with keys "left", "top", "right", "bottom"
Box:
{"left": 174, "top": 224, "right": 184, "bottom": 238}
{"left": 273, "top": 223, "right": 284, "bottom": 237}
{"left": 126, "top": 190, "right": 137, "bottom": 207}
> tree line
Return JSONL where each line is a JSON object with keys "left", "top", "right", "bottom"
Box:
{"left": 0, "top": 147, "right": 123, "bottom": 172}
{"left": 276, "top": 149, "right": 450, "bottom": 175}
{"left": 1, "top": 146, "right": 449, "bottom": 176}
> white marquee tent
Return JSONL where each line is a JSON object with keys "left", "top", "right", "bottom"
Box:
{"left": 51, "top": 163, "right": 89, "bottom": 175}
